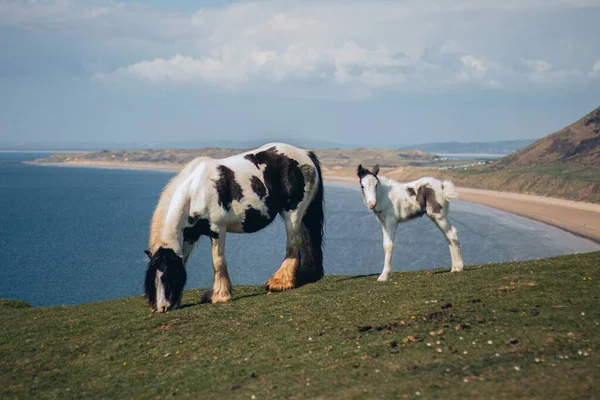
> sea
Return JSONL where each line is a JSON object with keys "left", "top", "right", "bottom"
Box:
{"left": 1, "top": 152, "right": 598, "bottom": 307}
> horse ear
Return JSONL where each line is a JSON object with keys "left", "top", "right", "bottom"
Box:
{"left": 144, "top": 250, "right": 152, "bottom": 259}
{"left": 372, "top": 164, "right": 380, "bottom": 176}
{"left": 357, "top": 164, "right": 365, "bottom": 177}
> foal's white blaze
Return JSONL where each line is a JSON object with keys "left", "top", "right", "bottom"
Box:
{"left": 360, "top": 174, "right": 379, "bottom": 209}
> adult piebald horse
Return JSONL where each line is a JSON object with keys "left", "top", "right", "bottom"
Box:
{"left": 144, "top": 143, "right": 324, "bottom": 312}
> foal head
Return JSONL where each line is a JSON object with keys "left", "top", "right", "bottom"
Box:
{"left": 357, "top": 164, "right": 380, "bottom": 210}
{"left": 144, "top": 248, "right": 187, "bottom": 312}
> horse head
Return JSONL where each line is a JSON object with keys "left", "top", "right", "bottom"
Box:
{"left": 357, "top": 164, "right": 380, "bottom": 210}
{"left": 144, "top": 248, "right": 187, "bottom": 312}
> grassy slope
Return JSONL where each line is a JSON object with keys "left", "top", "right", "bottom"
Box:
{"left": 1, "top": 253, "right": 599, "bottom": 399}
{"left": 386, "top": 165, "right": 600, "bottom": 204}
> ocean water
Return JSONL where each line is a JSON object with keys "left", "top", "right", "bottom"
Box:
{"left": 1, "top": 152, "right": 598, "bottom": 307}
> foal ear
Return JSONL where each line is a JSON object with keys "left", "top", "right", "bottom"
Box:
{"left": 144, "top": 250, "right": 152, "bottom": 259}
{"left": 372, "top": 164, "right": 380, "bottom": 176}
{"left": 357, "top": 164, "right": 365, "bottom": 178}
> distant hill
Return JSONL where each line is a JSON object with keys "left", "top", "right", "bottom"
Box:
{"left": 32, "top": 147, "right": 439, "bottom": 169}
{"left": 496, "top": 106, "right": 600, "bottom": 168}
{"left": 402, "top": 140, "right": 536, "bottom": 155}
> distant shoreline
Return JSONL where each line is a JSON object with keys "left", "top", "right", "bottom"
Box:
{"left": 26, "top": 159, "right": 600, "bottom": 244}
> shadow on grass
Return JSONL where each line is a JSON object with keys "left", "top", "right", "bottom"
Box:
{"left": 329, "top": 273, "right": 379, "bottom": 283}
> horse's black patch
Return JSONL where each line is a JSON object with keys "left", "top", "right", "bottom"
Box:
{"left": 250, "top": 176, "right": 267, "bottom": 199}
{"left": 244, "top": 153, "right": 261, "bottom": 169}
{"left": 144, "top": 247, "right": 187, "bottom": 310}
{"left": 215, "top": 165, "right": 243, "bottom": 211}
{"left": 406, "top": 187, "right": 417, "bottom": 197}
{"left": 244, "top": 146, "right": 305, "bottom": 215}
{"left": 183, "top": 217, "right": 219, "bottom": 243}
{"left": 242, "top": 207, "right": 274, "bottom": 233}
{"left": 416, "top": 185, "right": 442, "bottom": 214}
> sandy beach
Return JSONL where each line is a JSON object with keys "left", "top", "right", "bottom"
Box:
{"left": 29, "top": 160, "right": 600, "bottom": 244}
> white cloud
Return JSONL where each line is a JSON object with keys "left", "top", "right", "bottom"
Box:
{"left": 5, "top": 0, "right": 600, "bottom": 97}
{"left": 521, "top": 58, "right": 582, "bottom": 83}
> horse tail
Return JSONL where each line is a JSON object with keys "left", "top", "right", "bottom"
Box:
{"left": 441, "top": 180, "right": 459, "bottom": 201}
{"left": 297, "top": 151, "right": 325, "bottom": 286}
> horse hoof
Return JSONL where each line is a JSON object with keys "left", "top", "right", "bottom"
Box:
{"left": 201, "top": 290, "right": 231, "bottom": 304}
{"left": 265, "top": 278, "right": 295, "bottom": 292}
{"left": 377, "top": 275, "right": 390, "bottom": 282}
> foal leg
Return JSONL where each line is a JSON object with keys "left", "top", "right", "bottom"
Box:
{"left": 266, "top": 208, "right": 305, "bottom": 292}
{"left": 378, "top": 218, "right": 398, "bottom": 282}
{"left": 430, "top": 214, "right": 464, "bottom": 272}
{"left": 201, "top": 227, "right": 233, "bottom": 303}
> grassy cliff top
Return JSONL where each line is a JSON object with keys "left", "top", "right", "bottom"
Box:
{"left": 1, "top": 252, "right": 599, "bottom": 399}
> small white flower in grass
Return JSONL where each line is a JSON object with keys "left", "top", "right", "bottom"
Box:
{"left": 415, "top": 391, "right": 421, "bottom": 396}
{"left": 436, "top": 341, "right": 441, "bottom": 345}
{"left": 487, "top": 340, "right": 493, "bottom": 345}
{"left": 514, "top": 366, "right": 521, "bottom": 371}
{"left": 578, "top": 350, "right": 583, "bottom": 356}
{"left": 463, "top": 378, "right": 469, "bottom": 383}
{"left": 463, "top": 351, "right": 468, "bottom": 355}
{"left": 308, "top": 337, "right": 312, "bottom": 341}
{"left": 472, "top": 342, "right": 476, "bottom": 345}
{"left": 252, "top": 395, "right": 256, "bottom": 399}
{"left": 459, "top": 337, "right": 464, "bottom": 340}
{"left": 584, "top": 352, "right": 589, "bottom": 356}
{"left": 535, "top": 357, "right": 541, "bottom": 363}
{"left": 436, "top": 348, "right": 442, "bottom": 353}
{"left": 427, "top": 343, "right": 432, "bottom": 347}
{"left": 375, "top": 369, "right": 380, "bottom": 373}
{"left": 495, "top": 353, "right": 500, "bottom": 357}
{"left": 581, "top": 312, "right": 585, "bottom": 316}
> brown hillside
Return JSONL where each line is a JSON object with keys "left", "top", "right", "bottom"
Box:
{"left": 495, "top": 106, "right": 600, "bottom": 168}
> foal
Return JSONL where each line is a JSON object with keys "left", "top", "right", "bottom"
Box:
{"left": 357, "top": 164, "right": 464, "bottom": 281}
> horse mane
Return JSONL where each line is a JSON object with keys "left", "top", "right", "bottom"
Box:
{"left": 149, "top": 157, "right": 208, "bottom": 254}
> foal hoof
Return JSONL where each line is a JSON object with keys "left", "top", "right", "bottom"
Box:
{"left": 377, "top": 274, "right": 390, "bottom": 282}
{"left": 451, "top": 265, "right": 464, "bottom": 273}
{"left": 265, "top": 277, "right": 295, "bottom": 292}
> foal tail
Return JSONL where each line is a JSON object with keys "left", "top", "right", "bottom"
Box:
{"left": 441, "top": 180, "right": 459, "bottom": 201}
{"left": 297, "top": 151, "right": 325, "bottom": 286}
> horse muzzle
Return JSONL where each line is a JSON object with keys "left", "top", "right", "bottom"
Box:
{"left": 368, "top": 201, "right": 377, "bottom": 209}
{"left": 154, "top": 300, "right": 173, "bottom": 313}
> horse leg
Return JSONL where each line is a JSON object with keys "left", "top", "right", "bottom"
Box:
{"left": 429, "top": 214, "right": 464, "bottom": 272}
{"left": 378, "top": 218, "right": 398, "bottom": 281}
{"left": 201, "top": 228, "right": 233, "bottom": 303}
{"left": 266, "top": 209, "right": 305, "bottom": 292}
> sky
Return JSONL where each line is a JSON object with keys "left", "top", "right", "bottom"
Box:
{"left": 1, "top": 0, "right": 600, "bottom": 147}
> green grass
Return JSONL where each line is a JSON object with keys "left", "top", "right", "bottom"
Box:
{"left": 2, "top": 253, "right": 600, "bottom": 399}
{"left": 514, "top": 164, "right": 600, "bottom": 184}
